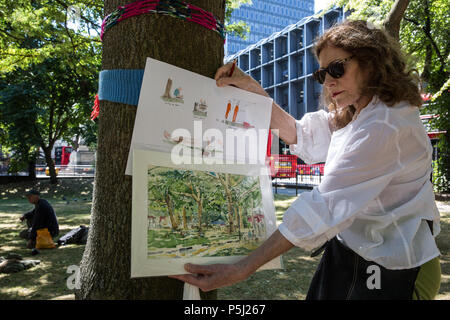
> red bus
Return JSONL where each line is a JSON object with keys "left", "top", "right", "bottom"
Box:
{"left": 55, "top": 146, "right": 72, "bottom": 166}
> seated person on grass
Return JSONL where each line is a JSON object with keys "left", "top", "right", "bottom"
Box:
{"left": 19, "top": 190, "right": 59, "bottom": 249}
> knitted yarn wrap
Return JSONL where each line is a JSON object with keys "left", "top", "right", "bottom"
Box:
{"left": 101, "top": 0, "right": 225, "bottom": 41}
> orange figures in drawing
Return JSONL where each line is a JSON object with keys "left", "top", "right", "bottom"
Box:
{"left": 232, "top": 103, "right": 239, "bottom": 122}
{"left": 225, "top": 100, "right": 231, "bottom": 119}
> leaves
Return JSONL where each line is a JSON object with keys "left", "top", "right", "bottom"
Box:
{"left": 225, "top": 0, "right": 252, "bottom": 39}
{"left": 0, "top": 0, "right": 101, "bottom": 72}
{"left": 329, "top": 0, "right": 449, "bottom": 191}
{"left": 0, "top": 1, "right": 101, "bottom": 175}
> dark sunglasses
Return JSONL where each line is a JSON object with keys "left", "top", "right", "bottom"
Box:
{"left": 313, "top": 55, "right": 354, "bottom": 84}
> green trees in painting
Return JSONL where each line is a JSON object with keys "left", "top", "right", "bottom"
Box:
{"left": 147, "top": 167, "right": 264, "bottom": 244}
{"left": 205, "top": 172, "right": 261, "bottom": 235}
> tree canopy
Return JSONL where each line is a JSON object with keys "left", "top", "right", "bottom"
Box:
{"left": 0, "top": 0, "right": 102, "bottom": 73}
{"left": 326, "top": 0, "right": 449, "bottom": 192}
{"left": 0, "top": 0, "right": 251, "bottom": 180}
{"left": 0, "top": 0, "right": 100, "bottom": 181}
{"left": 329, "top": 0, "right": 449, "bottom": 93}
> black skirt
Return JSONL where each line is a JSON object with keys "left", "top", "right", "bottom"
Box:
{"left": 306, "top": 237, "right": 420, "bottom": 300}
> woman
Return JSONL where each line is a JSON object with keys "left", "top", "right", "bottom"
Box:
{"left": 170, "top": 20, "right": 441, "bottom": 300}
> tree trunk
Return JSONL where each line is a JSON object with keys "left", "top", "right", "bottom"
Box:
{"left": 182, "top": 207, "right": 187, "bottom": 230}
{"left": 163, "top": 79, "right": 173, "bottom": 99}
{"left": 237, "top": 207, "right": 242, "bottom": 241}
{"left": 164, "top": 192, "right": 179, "bottom": 230}
{"left": 43, "top": 146, "right": 57, "bottom": 184}
{"left": 76, "top": 0, "right": 224, "bottom": 299}
{"left": 197, "top": 199, "right": 203, "bottom": 233}
{"left": 27, "top": 151, "right": 36, "bottom": 179}
{"left": 421, "top": 42, "right": 432, "bottom": 84}
{"left": 226, "top": 189, "right": 234, "bottom": 234}
{"left": 383, "top": 0, "right": 410, "bottom": 40}
{"left": 72, "top": 134, "right": 80, "bottom": 152}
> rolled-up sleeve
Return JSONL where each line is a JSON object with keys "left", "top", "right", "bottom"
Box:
{"left": 289, "top": 110, "right": 332, "bottom": 164}
{"left": 279, "top": 121, "right": 403, "bottom": 251}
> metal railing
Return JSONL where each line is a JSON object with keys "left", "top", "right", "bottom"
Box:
{"left": 272, "top": 164, "right": 324, "bottom": 195}
{"left": 35, "top": 165, "right": 95, "bottom": 178}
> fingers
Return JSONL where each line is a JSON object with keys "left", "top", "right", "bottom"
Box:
{"left": 168, "top": 263, "right": 221, "bottom": 292}
{"left": 184, "top": 263, "right": 215, "bottom": 275}
{"left": 214, "top": 62, "right": 233, "bottom": 81}
{"left": 169, "top": 273, "right": 214, "bottom": 292}
{"left": 169, "top": 274, "right": 204, "bottom": 287}
{"left": 216, "top": 76, "right": 237, "bottom": 88}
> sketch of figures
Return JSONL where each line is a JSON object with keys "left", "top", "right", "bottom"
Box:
{"left": 173, "top": 87, "right": 183, "bottom": 99}
{"left": 162, "top": 130, "right": 222, "bottom": 157}
{"left": 126, "top": 58, "right": 273, "bottom": 176}
{"left": 146, "top": 167, "right": 267, "bottom": 259}
{"left": 219, "top": 99, "right": 255, "bottom": 129}
{"left": 193, "top": 98, "right": 208, "bottom": 118}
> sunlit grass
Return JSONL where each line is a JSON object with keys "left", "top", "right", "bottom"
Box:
{"left": 0, "top": 179, "right": 92, "bottom": 300}
{"left": 0, "top": 179, "right": 449, "bottom": 300}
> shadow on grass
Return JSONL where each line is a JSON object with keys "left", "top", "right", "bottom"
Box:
{"left": 1, "top": 179, "right": 449, "bottom": 300}
{"left": 219, "top": 198, "right": 450, "bottom": 300}
{"left": 0, "top": 245, "right": 85, "bottom": 299}
{"left": 0, "top": 178, "right": 94, "bottom": 201}
{"left": 218, "top": 246, "right": 319, "bottom": 300}
{"left": 0, "top": 187, "right": 91, "bottom": 300}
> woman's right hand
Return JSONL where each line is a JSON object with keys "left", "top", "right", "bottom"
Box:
{"left": 214, "top": 62, "right": 269, "bottom": 98}
{"left": 169, "top": 261, "right": 252, "bottom": 292}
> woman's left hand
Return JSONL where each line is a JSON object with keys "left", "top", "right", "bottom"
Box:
{"left": 214, "top": 63, "right": 269, "bottom": 97}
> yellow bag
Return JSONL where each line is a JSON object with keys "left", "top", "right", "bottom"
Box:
{"left": 36, "top": 228, "right": 56, "bottom": 249}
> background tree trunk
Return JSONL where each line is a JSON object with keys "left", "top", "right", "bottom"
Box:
{"left": 165, "top": 192, "right": 179, "bottom": 230}
{"left": 383, "top": 0, "right": 410, "bottom": 40}
{"left": 43, "top": 145, "right": 57, "bottom": 184}
{"left": 27, "top": 158, "right": 36, "bottom": 179}
{"left": 76, "top": 0, "right": 224, "bottom": 299}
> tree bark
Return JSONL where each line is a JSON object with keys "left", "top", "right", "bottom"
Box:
{"left": 383, "top": 0, "right": 410, "bottom": 40}
{"left": 76, "top": 0, "right": 224, "bottom": 299}
{"left": 182, "top": 207, "right": 187, "bottom": 230}
{"left": 198, "top": 198, "right": 203, "bottom": 233}
{"left": 27, "top": 149, "right": 37, "bottom": 179}
{"left": 164, "top": 192, "right": 179, "bottom": 230}
{"left": 42, "top": 145, "right": 57, "bottom": 184}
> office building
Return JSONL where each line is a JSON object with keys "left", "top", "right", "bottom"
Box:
{"left": 226, "top": 8, "right": 346, "bottom": 122}
{"left": 226, "top": 0, "right": 315, "bottom": 56}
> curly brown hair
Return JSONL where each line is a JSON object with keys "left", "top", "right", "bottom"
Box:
{"left": 314, "top": 20, "right": 423, "bottom": 129}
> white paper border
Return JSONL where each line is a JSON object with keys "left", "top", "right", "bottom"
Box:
{"left": 131, "top": 148, "right": 281, "bottom": 278}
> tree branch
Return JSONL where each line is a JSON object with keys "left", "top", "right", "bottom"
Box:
{"left": 383, "top": 0, "right": 410, "bottom": 40}
{"left": 402, "top": 16, "right": 419, "bottom": 26}
{"left": 403, "top": 8, "right": 445, "bottom": 68}
{"left": 237, "top": 182, "right": 259, "bottom": 202}
{"left": 0, "top": 28, "right": 25, "bottom": 42}
{"left": 54, "top": 0, "right": 101, "bottom": 29}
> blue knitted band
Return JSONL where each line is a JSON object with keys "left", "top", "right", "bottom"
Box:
{"left": 98, "top": 69, "right": 145, "bottom": 106}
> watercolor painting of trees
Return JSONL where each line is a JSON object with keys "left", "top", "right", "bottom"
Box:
{"left": 147, "top": 166, "right": 267, "bottom": 259}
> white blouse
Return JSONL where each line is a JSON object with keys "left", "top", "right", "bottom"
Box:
{"left": 278, "top": 96, "right": 441, "bottom": 269}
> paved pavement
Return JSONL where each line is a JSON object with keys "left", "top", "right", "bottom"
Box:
{"left": 272, "top": 187, "right": 310, "bottom": 196}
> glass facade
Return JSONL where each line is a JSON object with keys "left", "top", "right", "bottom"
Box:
{"left": 225, "top": 8, "right": 346, "bottom": 122}
{"left": 226, "top": 0, "right": 315, "bottom": 56}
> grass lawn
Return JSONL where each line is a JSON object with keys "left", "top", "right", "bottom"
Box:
{"left": 0, "top": 179, "right": 449, "bottom": 300}
{"left": 0, "top": 178, "right": 92, "bottom": 299}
